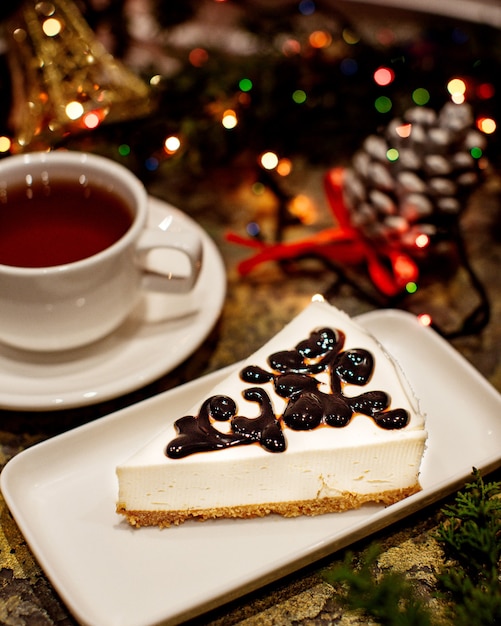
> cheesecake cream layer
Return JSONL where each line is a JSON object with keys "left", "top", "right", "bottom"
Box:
{"left": 116, "top": 302, "right": 427, "bottom": 525}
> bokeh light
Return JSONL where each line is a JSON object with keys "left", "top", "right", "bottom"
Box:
{"left": 252, "top": 182, "right": 265, "bottom": 195}
{"left": 292, "top": 89, "right": 307, "bottom": 104}
{"left": 260, "top": 151, "right": 279, "bottom": 170}
{"left": 65, "top": 101, "right": 84, "bottom": 120}
{"left": 118, "top": 144, "right": 131, "bottom": 157}
{"left": 282, "top": 38, "right": 301, "bottom": 56}
{"left": 164, "top": 135, "right": 181, "bottom": 154}
{"left": 447, "top": 78, "right": 466, "bottom": 103}
{"left": 246, "top": 222, "right": 261, "bottom": 237}
{"left": 418, "top": 313, "right": 432, "bottom": 327}
{"left": 309, "top": 30, "right": 332, "bottom": 48}
{"left": 238, "top": 92, "right": 251, "bottom": 106}
{"left": 312, "top": 293, "right": 325, "bottom": 303}
{"left": 395, "top": 256, "right": 417, "bottom": 281}
{"left": 396, "top": 123, "right": 412, "bottom": 138}
{"left": 477, "top": 82, "right": 495, "bottom": 99}
{"left": 222, "top": 109, "right": 238, "bottom": 129}
{"left": 83, "top": 111, "right": 101, "bottom": 129}
{"left": 477, "top": 117, "right": 496, "bottom": 134}
{"left": 376, "top": 28, "right": 396, "bottom": 46}
{"left": 386, "top": 148, "right": 399, "bottom": 162}
{"left": 412, "top": 88, "right": 430, "bottom": 105}
{"left": 415, "top": 233, "right": 430, "bottom": 249}
{"left": 298, "top": 0, "right": 315, "bottom": 16}
{"left": 289, "top": 194, "right": 316, "bottom": 224}
{"left": 188, "top": 48, "right": 209, "bottom": 67}
{"left": 340, "top": 58, "right": 358, "bottom": 76}
{"left": 374, "top": 66, "right": 395, "bottom": 86}
{"left": 276, "top": 158, "right": 292, "bottom": 176}
{"left": 0, "top": 136, "right": 11, "bottom": 152}
{"left": 145, "top": 156, "right": 159, "bottom": 171}
{"left": 375, "top": 96, "right": 392, "bottom": 113}
{"left": 342, "top": 28, "right": 359, "bottom": 44}
{"left": 239, "top": 78, "right": 253, "bottom": 92}
{"left": 42, "top": 18, "right": 62, "bottom": 37}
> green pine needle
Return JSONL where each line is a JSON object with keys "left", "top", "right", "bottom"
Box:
{"left": 322, "top": 469, "right": 501, "bottom": 626}
{"left": 434, "top": 468, "right": 501, "bottom": 626}
{"left": 323, "top": 544, "right": 433, "bottom": 626}
{"left": 435, "top": 468, "right": 501, "bottom": 572}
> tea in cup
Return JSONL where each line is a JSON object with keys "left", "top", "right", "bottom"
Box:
{"left": 0, "top": 151, "right": 203, "bottom": 351}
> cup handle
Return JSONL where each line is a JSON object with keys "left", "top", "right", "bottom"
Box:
{"left": 136, "top": 228, "right": 203, "bottom": 293}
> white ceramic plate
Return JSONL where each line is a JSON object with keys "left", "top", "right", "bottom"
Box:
{"left": 2, "top": 309, "right": 501, "bottom": 626}
{"left": 0, "top": 197, "right": 226, "bottom": 411}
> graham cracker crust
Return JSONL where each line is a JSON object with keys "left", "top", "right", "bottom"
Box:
{"left": 117, "top": 484, "right": 421, "bottom": 528}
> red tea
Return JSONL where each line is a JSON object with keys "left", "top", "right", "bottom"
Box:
{"left": 0, "top": 181, "right": 133, "bottom": 268}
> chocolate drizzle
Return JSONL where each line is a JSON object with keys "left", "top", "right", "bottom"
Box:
{"left": 166, "top": 326, "right": 410, "bottom": 459}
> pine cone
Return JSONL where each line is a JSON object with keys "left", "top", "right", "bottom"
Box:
{"left": 342, "top": 102, "right": 486, "bottom": 254}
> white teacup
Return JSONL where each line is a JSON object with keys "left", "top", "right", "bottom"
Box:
{"left": 0, "top": 151, "right": 203, "bottom": 351}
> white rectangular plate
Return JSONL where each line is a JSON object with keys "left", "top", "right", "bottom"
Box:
{"left": 2, "top": 309, "right": 501, "bottom": 626}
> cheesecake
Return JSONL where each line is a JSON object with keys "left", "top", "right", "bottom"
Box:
{"left": 116, "top": 301, "right": 427, "bottom": 527}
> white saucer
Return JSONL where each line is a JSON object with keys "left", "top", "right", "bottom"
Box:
{"left": 0, "top": 197, "right": 226, "bottom": 412}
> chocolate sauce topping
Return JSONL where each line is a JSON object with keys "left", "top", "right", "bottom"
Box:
{"left": 166, "top": 325, "right": 411, "bottom": 458}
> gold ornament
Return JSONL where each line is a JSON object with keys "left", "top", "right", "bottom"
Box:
{"left": 5, "top": 0, "right": 155, "bottom": 152}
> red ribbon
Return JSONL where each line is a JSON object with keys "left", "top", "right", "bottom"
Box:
{"left": 226, "top": 167, "right": 419, "bottom": 298}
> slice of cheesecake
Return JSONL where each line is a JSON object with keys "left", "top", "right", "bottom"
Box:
{"left": 116, "top": 301, "right": 427, "bottom": 527}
